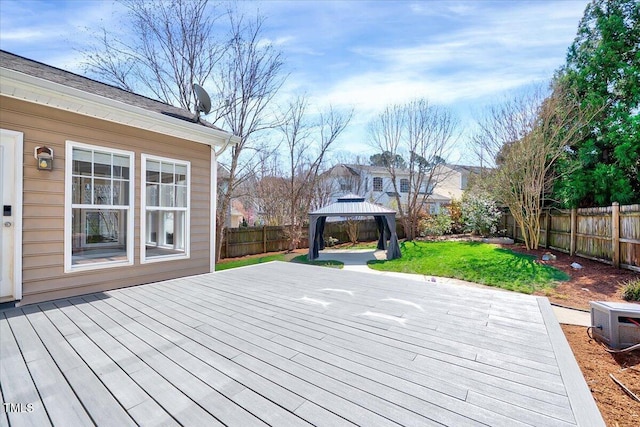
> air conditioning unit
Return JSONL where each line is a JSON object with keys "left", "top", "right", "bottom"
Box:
{"left": 590, "top": 301, "right": 640, "bottom": 349}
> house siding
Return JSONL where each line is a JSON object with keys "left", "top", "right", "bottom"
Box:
{"left": 1, "top": 96, "right": 212, "bottom": 305}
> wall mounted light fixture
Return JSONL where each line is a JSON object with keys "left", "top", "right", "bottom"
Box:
{"left": 34, "top": 146, "right": 54, "bottom": 170}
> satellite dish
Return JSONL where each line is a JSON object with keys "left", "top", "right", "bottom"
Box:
{"left": 193, "top": 83, "right": 211, "bottom": 119}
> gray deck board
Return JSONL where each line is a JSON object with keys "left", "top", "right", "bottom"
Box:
{"left": 4, "top": 311, "right": 94, "bottom": 427}
{"left": 86, "top": 296, "right": 267, "bottom": 427}
{"left": 18, "top": 305, "right": 136, "bottom": 427}
{"left": 0, "top": 314, "right": 51, "bottom": 427}
{"left": 0, "top": 261, "right": 604, "bottom": 426}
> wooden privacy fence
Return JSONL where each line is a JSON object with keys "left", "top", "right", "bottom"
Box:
{"left": 220, "top": 219, "right": 387, "bottom": 259}
{"left": 500, "top": 203, "right": 640, "bottom": 272}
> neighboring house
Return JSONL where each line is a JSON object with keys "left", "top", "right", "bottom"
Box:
{"left": 0, "top": 50, "right": 239, "bottom": 305}
{"left": 323, "top": 163, "right": 483, "bottom": 213}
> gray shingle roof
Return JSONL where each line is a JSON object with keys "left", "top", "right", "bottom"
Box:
{"left": 0, "top": 50, "right": 223, "bottom": 132}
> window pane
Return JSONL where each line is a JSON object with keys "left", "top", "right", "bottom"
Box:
{"left": 94, "top": 152, "right": 112, "bottom": 177}
{"left": 94, "top": 179, "right": 112, "bottom": 204}
{"left": 161, "top": 162, "right": 174, "bottom": 184}
{"left": 146, "top": 160, "right": 160, "bottom": 183}
{"left": 176, "top": 185, "right": 187, "bottom": 207}
{"left": 146, "top": 183, "right": 159, "bottom": 206}
{"left": 173, "top": 211, "right": 185, "bottom": 250}
{"left": 175, "top": 164, "right": 187, "bottom": 185}
{"left": 113, "top": 155, "right": 129, "bottom": 179}
{"left": 72, "top": 177, "right": 93, "bottom": 204}
{"left": 146, "top": 211, "right": 158, "bottom": 244}
{"left": 145, "top": 210, "right": 186, "bottom": 258}
{"left": 71, "top": 208, "right": 127, "bottom": 265}
{"left": 73, "top": 148, "right": 93, "bottom": 176}
{"left": 161, "top": 184, "right": 175, "bottom": 207}
{"left": 112, "top": 179, "right": 129, "bottom": 205}
{"left": 163, "top": 212, "right": 174, "bottom": 245}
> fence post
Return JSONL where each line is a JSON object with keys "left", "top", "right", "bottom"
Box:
{"left": 612, "top": 202, "right": 620, "bottom": 268}
{"left": 545, "top": 210, "right": 551, "bottom": 248}
{"left": 263, "top": 225, "right": 267, "bottom": 253}
{"left": 225, "top": 228, "right": 229, "bottom": 258}
{"left": 570, "top": 208, "right": 577, "bottom": 256}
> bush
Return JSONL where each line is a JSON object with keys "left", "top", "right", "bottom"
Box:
{"left": 418, "top": 209, "right": 452, "bottom": 237}
{"left": 621, "top": 278, "right": 640, "bottom": 302}
{"left": 447, "top": 198, "right": 465, "bottom": 234}
{"left": 461, "top": 192, "right": 502, "bottom": 236}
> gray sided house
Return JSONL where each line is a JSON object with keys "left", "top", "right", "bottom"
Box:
{"left": 0, "top": 51, "right": 238, "bottom": 305}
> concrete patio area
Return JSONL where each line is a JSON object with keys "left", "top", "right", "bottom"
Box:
{"left": 317, "top": 249, "right": 592, "bottom": 327}
{"left": 0, "top": 262, "right": 602, "bottom": 426}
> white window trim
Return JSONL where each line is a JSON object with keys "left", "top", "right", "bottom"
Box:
{"left": 64, "top": 141, "right": 135, "bottom": 273}
{"left": 140, "top": 153, "right": 191, "bottom": 264}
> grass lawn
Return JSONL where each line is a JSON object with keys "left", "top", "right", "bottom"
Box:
{"left": 333, "top": 241, "right": 379, "bottom": 250}
{"left": 368, "top": 241, "right": 569, "bottom": 294}
{"left": 216, "top": 253, "right": 344, "bottom": 271}
{"left": 216, "top": 254, "right": 287, "bottom": 271}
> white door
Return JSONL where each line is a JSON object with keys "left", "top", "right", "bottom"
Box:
{"left": 0, "top": 129, "right": 23, "bottom": 302}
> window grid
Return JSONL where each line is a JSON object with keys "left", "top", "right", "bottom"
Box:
{"left": 142, "top": 155, "right": 190, "bottom": 262}
{"left": 373, "top": 177, "right": 383, "bottom": 192}
{"left": 400, "top": 178, "right": 409, "bottom": 193}
{"left": 66, "top": 142, "right": 134, "bottom": 271}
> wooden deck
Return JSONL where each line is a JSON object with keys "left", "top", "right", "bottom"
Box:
{"left": 1, "top": 262, "right": 603, "bottom": 426}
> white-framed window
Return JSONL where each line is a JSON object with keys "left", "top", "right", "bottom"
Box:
{"left": 400, "top": 178, "right": 409, "bottom": 193}
{"left": 373, "top": 177, "right": 383, "bottom": 192}
{"left": 65, "top": 141, "right": 134, "bottom": 271}
{"left": 141, "top": 154, "right": 190, "bottom": 262}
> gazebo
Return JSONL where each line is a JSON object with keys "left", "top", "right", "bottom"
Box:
{"left": 308, "top": 194, "right": 402, "bottom": 261}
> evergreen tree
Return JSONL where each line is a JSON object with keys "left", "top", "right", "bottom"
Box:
{"left": 553, "top": 0, "right": 639, "bottom": 207}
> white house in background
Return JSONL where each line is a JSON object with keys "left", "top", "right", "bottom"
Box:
{"left": 323, "top": 164, "right": 483, "bottom": 214}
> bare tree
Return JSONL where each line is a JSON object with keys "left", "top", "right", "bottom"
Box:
{"left": 82, "top": 0, "right": 224, "bottom": 111}
{"left": 80, "top": 0, "right": 286, "bottom": 262}
{"left": 369, "top": 99, "right": 457, "bottom": 240}
{"left": 213, "top": 9, "right": 287, "bottom": 260}
{"left": 278, "top": 96, "right": 352, "bottom": 250}
{"left": 475, "top": 86, "right": 589, "bottom": 249}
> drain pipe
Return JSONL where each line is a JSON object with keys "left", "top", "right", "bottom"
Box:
{"left": 210, "top": 134, "right": 235, "bottom": 272}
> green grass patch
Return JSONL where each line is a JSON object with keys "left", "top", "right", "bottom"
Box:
{"left": 291, "top": 255, "right": 344, "bottom": 269}
{"left": 335, "top": 241, "right": 379, "bottom": 250}
{"left": 216, "top": 254, "right": 287, "bottom": 271}
{"left": 367, "top": 241, "right": 569, "bottom": 294}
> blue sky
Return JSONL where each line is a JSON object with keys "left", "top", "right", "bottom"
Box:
{"left": 0, "top": 0, "right": 590, "bottom": 164}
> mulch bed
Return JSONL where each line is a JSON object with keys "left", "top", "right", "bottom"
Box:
{"left": 503, "top": 243, "right": 639, "bottom": 310}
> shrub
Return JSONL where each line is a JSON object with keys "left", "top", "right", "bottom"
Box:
{"left": 461, "top": 192, "right": 502, "bottom": 236}
{"left": 418, "top": 209, "right": 452, "bottom": 237}
{"left": 621, "top": 278, "right": 640, "bottom": 302}
{"left": 447, "top": 198, "right": 465, "bottom": 234}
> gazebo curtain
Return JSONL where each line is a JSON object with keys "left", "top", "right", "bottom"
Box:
{"left": 309, "top": 214, "right": 401, "bottom": 261}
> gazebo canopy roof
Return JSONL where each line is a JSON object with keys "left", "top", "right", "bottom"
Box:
{"left": 310, "top": 194, "right": 396, "bottom": 217}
